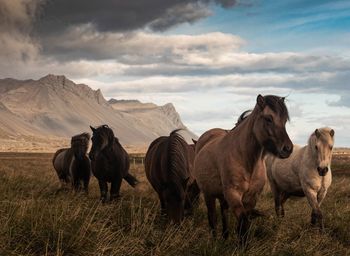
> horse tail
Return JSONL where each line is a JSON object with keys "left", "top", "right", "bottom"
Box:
{"left": 124, "top": 173, "right": 139, "bottom": 187}
{"left": 167, "top": 129, "right": 189, "bottom": 192}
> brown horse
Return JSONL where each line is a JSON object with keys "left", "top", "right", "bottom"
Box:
{"left": 193, "top": 95, "right": 293, "bottom": 244}
{"left": 89, "top": 125, "right": 139, "bottom": 202}
{"left": 52, "top": 133, "right": 91, "bottom": 193}
{"left": 145, "top": 130, "right": 192, "bottom": 223}
{"left": 195, "top": 110, "right": 251, "bottom": 155}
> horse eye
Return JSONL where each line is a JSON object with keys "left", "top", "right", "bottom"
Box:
{"left": 329, "top": 146, "right": 333, "bottom": 150}
{"left": 264, "top": 116, "right": 273, "bottom": 123}
{"left": 315, "top": 145, "right": 318, "bottom": 150}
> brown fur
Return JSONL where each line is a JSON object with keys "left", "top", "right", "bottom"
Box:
{"left": 145, "top": 130, "right": 191, "bottom": 223}
{"left": 185, "top": 142, "right": 200, "bottom": 213}
{"left": 52, "top": 133, "right": 91, "bottom": 193}
{"left": 193, "top": 95, "right": 293, "bottom": 244}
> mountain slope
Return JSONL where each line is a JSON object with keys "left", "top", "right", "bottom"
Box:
{"left": 0, "top": 75, "right": 196, "bottom": 151}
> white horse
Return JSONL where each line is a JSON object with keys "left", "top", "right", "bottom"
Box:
{"left": 266, "top": 127, "right": 335, "bottom": 229}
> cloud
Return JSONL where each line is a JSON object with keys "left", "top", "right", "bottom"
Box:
{"left": 328, "top": 94, "right": 350, "bottom": 107}
{"left": 36, "top": 0, "right": 237, "bottom": 35}
{"left": 148, "top": 2, "right": 212, "bottom": 31}
{"left": 0, "top": 0, "right": 43, "bottom": 62}
{"left": 40, "top": 27, "right": 244, "bottom": 63}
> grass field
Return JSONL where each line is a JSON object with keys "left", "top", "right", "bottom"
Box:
{"left": 0, "top": 152, "right": 349, "bottom": 256}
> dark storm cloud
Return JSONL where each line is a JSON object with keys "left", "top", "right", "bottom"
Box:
{"left": 36, "top": 0, "right": 237, "bottom": 34}
{"left": 0, "top": 0, "right": 43, "bottom": 62}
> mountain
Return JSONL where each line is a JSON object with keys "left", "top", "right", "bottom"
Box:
{"left": 0, "top": 74, "right": 197, "bottom": 152}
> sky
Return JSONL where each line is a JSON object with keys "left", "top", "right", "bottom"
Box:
{"left": 0, "top": 0, "right": 350, "bottom": 146}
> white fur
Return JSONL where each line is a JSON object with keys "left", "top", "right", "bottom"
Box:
{"left": 266, "top": 127, "right": 334, "bottom": 226}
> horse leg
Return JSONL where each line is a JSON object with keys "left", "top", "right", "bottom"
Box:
{"left": 224, "top": 188, "right": 249, "bottom": 246}
{"left": 110, "top": 176, "right": 122, "bottom": 201}
{"left": 83, "top": 177, "right": 89, "bottom": 195}
{"left": 204, "top": 194, "right": 217, "bottom": 238}
{"left": 280, "top": 192, "right": 289, "bottom": 217}
{"left": 98, "top": 180, "right": 108, "bottom": 203}
{"left": 159, "top": 192, "right": 166, "bottom": 216}
{"left": 304, "top": 187, "right": 323, "bottom": 230}
{"left": 218, "top": 195, "right": 229, "bottom": 240}
{"left": 72, "top": 177, "right": 80, "bottom": 193}
{"left": 242, "top": 193, "right": 265, "bottom": 219}
{"left": 184, "top": 181, "right": 200, "bottom": 215}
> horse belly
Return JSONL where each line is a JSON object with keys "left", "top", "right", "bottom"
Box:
{"left": 92, "top": 159, "right": 120, "bottom": 182}
{"left": 194, "top": 162, "right": 222, "bottom": 196}
{"left": 269, "top": 157, "right": 302, "bottom": 194}
{"left": 53, "top": 151, "right": 66, "bottom": 176}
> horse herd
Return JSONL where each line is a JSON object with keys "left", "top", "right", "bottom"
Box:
{"left": 52, "top": 94, "right": 335, "bottom": 245}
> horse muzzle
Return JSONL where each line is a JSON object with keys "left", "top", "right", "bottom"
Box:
{"left": 317, "top": 166, "right": 328, "bottom": 176}
{"left": 278, "top": 144, "right": 293, "bottom": 159}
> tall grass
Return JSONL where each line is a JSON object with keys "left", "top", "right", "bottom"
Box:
{"left": 0, "top": 153, "right": 349, "bottom": 255}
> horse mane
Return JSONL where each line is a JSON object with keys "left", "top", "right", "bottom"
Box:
{"left": 263, "top": 95, "right": 290, "bottom": 121}
{"left": 235, "top": 110, "right": 252, "bottom": 126}
{"left": 71, "top": 132, "right": 91, "bottom": 153}
{"left": 167, "top": 129, "right": 189, "bottom": 195}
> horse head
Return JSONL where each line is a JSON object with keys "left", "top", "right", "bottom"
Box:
{"left": 252, "top": 94, "right": 293, "bottom": 159}
{"left": 89, "top": 125, "right": 114, "bottom": 161}
{"left": 71, "top": 133, "right": 90, "bottom": 160}
{"left": 310, "top": 128, "right": 335, "bottom": 176}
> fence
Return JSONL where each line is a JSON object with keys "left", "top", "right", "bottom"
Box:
{"left": 129, "top": 154, "right": 145, "bottom": 167}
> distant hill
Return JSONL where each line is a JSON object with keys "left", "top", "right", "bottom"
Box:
{"left": 0, "top": 74, "right": 197, "bottom": 152}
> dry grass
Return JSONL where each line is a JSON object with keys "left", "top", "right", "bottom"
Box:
{"left": 0, "top": 152, "right": 349, "bottom": 256}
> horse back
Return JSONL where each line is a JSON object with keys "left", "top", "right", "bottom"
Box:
{"left": 145, "top": 133, "right": 190, "bottom": 193}
{"left": 195, "top": 128, "right": 228, "bottom": 154}
{"left": 145, "top": 136, "right": 168, "bottom": 192}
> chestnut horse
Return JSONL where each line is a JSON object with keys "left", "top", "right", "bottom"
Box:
{"left": 193, "top": 95, "right": 293, "bottom": 244}
{"left": 145, "top": 130, "right": 193, "bottom": 223}
{"left": 89, "top": 125, "right": 139, "bottom": 202}
{"left": 53, "top": 133, "right": 91, "bottom": 193}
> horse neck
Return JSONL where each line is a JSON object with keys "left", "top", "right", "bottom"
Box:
{"left": 227, "top": 109, "right": 263, "bottom": 172}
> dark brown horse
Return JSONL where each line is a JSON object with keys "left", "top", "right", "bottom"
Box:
{"left": 52, "top": 133, "right": 91, "bottom": 193}
{"left": 145, "top": 130, "right": 193, "bottom": 223}
{"left": 89, "top": 125, "right": 139, "bottom": 202}
{"left": 193, "top": 95, "right": 293, "bottom": 244}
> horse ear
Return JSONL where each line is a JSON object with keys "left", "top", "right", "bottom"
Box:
{"left": 281, "top": 97, "right": 285, "bottom": 102}
{"left": 330, "top": 129, "right": 335, "bottom": 137}
{"left": 192, "top": 139, "right": 197, "bottom": 145}
{"left": 90, "top": 125, "right": 96, "bottom": 132}
{"left": 257, "top": 94, "right": 265, "bottom": 109}
{"left": 315, "top": 129, "right": 321, "bottom": 138}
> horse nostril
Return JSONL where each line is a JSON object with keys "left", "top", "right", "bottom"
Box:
{"left": 283, "top": 144, "right": 292, "bottom": 153}
{"left": 317, "top": 167, "right": 328, "bottom": 176}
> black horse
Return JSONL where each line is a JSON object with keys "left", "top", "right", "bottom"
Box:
{"left": 89, "top": 125, "right": 139, "bottom": 202}
{"left": 52, "top": 133, "right": 91, "bottom": 193}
